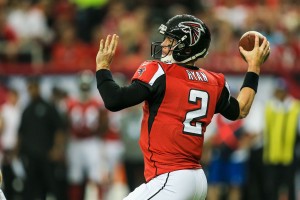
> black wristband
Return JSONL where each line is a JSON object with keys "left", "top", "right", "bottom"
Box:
{"left": 240, "top": 72, "right": 259, "bottom": 93}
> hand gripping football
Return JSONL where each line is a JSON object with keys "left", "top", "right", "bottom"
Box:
{"left": 239, "top": 31, "right": 269, "bottom": 63}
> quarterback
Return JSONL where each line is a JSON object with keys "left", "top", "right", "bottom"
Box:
{"left": 95, "top": 14, "right": 270, "bottom": 200}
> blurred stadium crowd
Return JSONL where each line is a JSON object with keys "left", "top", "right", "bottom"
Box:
{"left": 0, "top": 0, "right": 299, "bottom": 74}
{"left": 0, "top": 0, "right": 299, "bottom": 200}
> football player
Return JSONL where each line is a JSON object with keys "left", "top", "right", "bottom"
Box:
{"left": 66, "top": 70, "right": 108, "bottom": 200}
{"left": 95, "top": 14, "right": 270, "bottom": 200}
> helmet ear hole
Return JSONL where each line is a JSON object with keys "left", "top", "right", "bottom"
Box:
{"left": 185, "top": 48, "right": 192, "bottom": 54}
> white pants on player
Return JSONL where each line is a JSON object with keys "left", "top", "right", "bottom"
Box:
{"left": 124, "top": 169, "right": 207, "bottom": 200}
{"left": 67, "top": 137, "right": 106, "bottom": 184}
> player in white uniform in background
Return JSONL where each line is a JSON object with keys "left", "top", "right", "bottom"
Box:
{"left": 66, "top": 70, "right": 109, "bottom": 200}
{"left": 0, "top": 88, "right": 24, "bottom": 200}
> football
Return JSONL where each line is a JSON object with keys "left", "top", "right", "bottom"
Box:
{"left": 239, "top": 31, "right": 269, "bottom": 62}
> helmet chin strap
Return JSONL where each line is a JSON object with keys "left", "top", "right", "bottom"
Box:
{"left": 160, "top": 35, "right": 207, "bottom": 64}
{"left": 160, "top": 54, "right": 176, "bottom": 64}
{"left": 179, "top": 48, "right": 208, "bottom": 63}
{"left": 161, "top": 49, "right": 207, "bottom": 64}
{"left": 160, "top": 35, "right": 187, "bottom": 64}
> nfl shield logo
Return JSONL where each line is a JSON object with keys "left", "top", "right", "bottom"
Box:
{"left": 137, "top": 67, "right": 146, "bottom": 76}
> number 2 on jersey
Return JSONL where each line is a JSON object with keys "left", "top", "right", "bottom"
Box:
{"left": 183, "top": 89, "right": 209, "bottom": 136}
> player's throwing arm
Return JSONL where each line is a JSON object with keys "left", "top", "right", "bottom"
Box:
{"left": 237, "top": 33, "right": 270, "bottom": 118}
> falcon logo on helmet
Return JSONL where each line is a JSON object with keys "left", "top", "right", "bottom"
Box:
{"left": 179, "top": 22, "right": 205, "bottom": 46}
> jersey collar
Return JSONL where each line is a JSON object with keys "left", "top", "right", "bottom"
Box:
{"left": 178, "top": 63, "right": 199, "bottom": 70}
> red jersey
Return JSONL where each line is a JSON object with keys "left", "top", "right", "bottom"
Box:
{"left": 132, "top": 60, "right": 227, "bottom": 181}
{"left": 66, "top": 98, "right": 103, "bottom": 138}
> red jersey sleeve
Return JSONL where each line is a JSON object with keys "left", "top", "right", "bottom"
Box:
{"left": 215, "top": 72, "right": 227, "bottom": 99}
{"left": 131, "top": 61, "right": 165, "bottom": 86}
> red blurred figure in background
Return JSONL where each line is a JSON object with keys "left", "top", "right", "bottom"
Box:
{"left": 66, "top": 70, "right": 109, "bottom": 200}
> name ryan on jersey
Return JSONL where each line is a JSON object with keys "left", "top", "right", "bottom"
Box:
{"left": 186, "top": 70, "right": 208, "bottom": 82}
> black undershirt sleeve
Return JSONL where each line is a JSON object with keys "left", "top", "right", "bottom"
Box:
{"left": 96, "top": 69, "right": 151, "bottom": 112}
{"left": 221, "top": 97, "right": 240, "bottom": 120}
{"left": 215, "top": 85, "right": 240, "bottom": 120}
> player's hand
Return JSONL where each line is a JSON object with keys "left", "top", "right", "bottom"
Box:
{"left": 96, "top": 34, "right": 119, "bottom": 71}
{"left": 239, "top": 34, "right": 270, "bottom": 73}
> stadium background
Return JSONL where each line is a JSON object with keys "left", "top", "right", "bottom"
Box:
{"left": 0, "top": 0, "right": 299, "bottom": 99}
{"left": 0, "top": 0, "right": 299, "bottom": 199}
